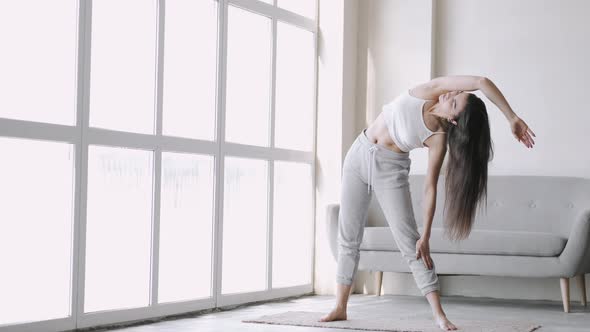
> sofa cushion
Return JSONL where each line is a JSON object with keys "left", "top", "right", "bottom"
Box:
{"left": 359, "top": 227, "right": 567, "bottom": 257}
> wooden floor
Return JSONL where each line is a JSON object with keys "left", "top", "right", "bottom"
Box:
{"left": 92, "top": 293, "right": 590, "bottom": 332}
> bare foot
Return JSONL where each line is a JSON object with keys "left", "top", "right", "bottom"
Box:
{"left": 434, "top": 312, "right": 458, "bottom": 331}
{"left": 318, "top": 307, "right": 347, "bottom": 322}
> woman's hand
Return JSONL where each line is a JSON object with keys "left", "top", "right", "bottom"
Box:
{"left": 510, "top": 115, "right": 536, "bottom": 148}
{"left": 416, "top": 236, "right": 433, "bottom": 270}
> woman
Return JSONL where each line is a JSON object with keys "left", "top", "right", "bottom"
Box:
{"left": 319, "top": 75, "right": 536, "bottom": 331}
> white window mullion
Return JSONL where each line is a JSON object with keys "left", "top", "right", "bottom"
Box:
{"left": 85, "top": 128, "right": 218, "bottom": 154}
{"left": 309, "top": 5, "right": 319, "bottom": 288}
{"left": 213, "top": 0, "right": 229, "bottom": 308}
{"left": 266, "top": 15, "right": 278, "bottom": 291}
{"left": 74, "top": 0, "right": 93, "bottom": 328}
{"left": 150, "top": 0, "right": 166, "bottom": 307}
{"left": 0, "top": 118, "right": 79, "bottom": 143}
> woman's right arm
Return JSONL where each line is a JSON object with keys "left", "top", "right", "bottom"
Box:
{"left": 479, "top": 78, "right": 536, "bottom": 148}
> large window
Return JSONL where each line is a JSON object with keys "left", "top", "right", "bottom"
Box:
{"left": 162, "top": 0, "right": 218, "bottom": 140}
{"left": 0, "top": 138, "right": 75, "bottom": 324}
{"left": 0, "top": 0, "right": 317, "bottom": 331}
{"left": 225, "top": 6, "right": 272, "bottom": 146}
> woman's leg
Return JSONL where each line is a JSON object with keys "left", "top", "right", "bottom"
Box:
{"left": 373, "top": 183, "right": 440, "bottom": 296}
{"left": 335, "top": 167, "right": 372, "bottom": 287}
{"left": 373, "top": 183, "right": 456, "bottom": 330}
{"left": 320, "top": 160, "right": 372, "bottom": 322}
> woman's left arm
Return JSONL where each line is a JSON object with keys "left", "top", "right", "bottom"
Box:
{"left": 421, "top": 145, "right": 444, "bottom": 241}
{"left": 416, "top": 136, "right": 447, "bottom": 270}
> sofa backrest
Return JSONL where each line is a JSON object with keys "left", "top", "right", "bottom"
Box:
{"left": 367, "top": 175, "right": 590, "bottom": 238}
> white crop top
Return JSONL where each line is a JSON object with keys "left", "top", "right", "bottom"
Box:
{"left": 381, "top": 89, "right": 446, "bottom": 152}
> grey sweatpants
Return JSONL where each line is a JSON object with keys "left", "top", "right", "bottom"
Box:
{"left": 336, "top": 128, "right": 440, "bottom": 296}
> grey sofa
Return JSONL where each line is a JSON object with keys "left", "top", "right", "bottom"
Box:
{"left": 326, "top": 175, "right": 590, "bottom": 313}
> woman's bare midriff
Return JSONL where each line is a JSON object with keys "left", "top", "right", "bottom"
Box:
{"left": 365, "top": 112, "right": 407, "bottom": 153}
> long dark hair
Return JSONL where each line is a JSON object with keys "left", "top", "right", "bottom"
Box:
{"left": 443, "top": 93, "right": 493, "bottom": 242}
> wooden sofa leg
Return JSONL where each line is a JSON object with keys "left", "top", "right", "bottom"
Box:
{"left": 574, "top": 274, "right": 587, "bottom": 306}
{"left": 560, "top": 277, "right": 570, "bottom": 313}
{"left": 375, "top": 271, "right": 383, "bottom": 296}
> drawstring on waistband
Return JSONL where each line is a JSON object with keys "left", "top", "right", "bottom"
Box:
{"left": 367, "top": 145, "right": 378, "bottom": 193}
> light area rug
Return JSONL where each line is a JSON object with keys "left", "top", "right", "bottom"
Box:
{"left": 242, "top": 311, "right": 542, "bottom": 332}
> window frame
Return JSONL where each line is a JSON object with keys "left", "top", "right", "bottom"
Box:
{"left": 0, "top": 0, "right": 318, "bottom": 331}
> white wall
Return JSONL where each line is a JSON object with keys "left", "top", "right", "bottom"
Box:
{"left": 315, "top": 0, "right": 590, "bottom": 302}
{"left": 355, "top": 0, "right": 434, "bottom": 172}
{"left": 435, "top": 0, "right": 590, "bottom": 176}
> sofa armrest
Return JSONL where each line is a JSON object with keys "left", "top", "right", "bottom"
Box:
{"left": 326, "top": 203, "right": 340, "bottom": 262}
{"left": 559, "top": 208, "right": 590, "bottom": 276}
